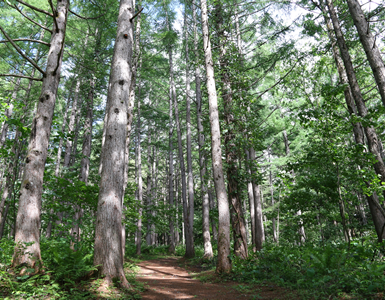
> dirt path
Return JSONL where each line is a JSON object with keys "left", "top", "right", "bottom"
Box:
{"left": 136, "top": 257, "right": 297, "bottom": 299}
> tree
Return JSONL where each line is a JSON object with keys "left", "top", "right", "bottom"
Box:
{"left": 200, "top": 0, "right": 231, "bottom": 273}
{"left": 10, "top": 0, "right": 70, "bottom": 273}
{"left": 93, "top": 0, "right": 133, "bottom": 287}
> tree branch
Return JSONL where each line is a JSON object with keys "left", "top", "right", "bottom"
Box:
{"left": 10, "top": 3, "right": 53, "bottom": 34}
{"left": 0, "top": 74, "right": 43, "bottom": 81}
{"left": 254, "top": 58, "right": 302, "bottom": 100}
{"left": 130, "top": 7, "right": 144, "bottom": 22}
{"left": 0, "top": 39, "right": 50, "bottom": 47}
{"left": 0, "top": 25, "right": 46, "bottom": 76}
{"left": 15, "top": 0, "right": 54, "bottom": 17}
{"left": 69, "top": 9, "right": 106, "bottom": 20}
{"left": 48, "top": 0, "right": 59, "bottom": 33}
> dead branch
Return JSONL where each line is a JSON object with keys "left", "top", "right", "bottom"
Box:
{"left": 48, "top": 0, "right": 59, "bottom": 33}
{"left": 0, "top": 74, "right": 43, "bottom": 81}
{"left": 0, "top": 39, "right": 50, "bottom": 47}
{"left": 69, "top": 9, "right": 106, "bottom": 20}
{"left": 10, "top": 3, "right": 53, "bottom": 34}
{"left": 0, "top": 25, "right": 46, "bottom": 76}
{"left": 15, "top": 0, "right": 53, "bottom": 17}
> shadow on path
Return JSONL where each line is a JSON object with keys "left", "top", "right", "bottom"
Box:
{"left": 136, "top": 257, "right": 298, "bottom": 300}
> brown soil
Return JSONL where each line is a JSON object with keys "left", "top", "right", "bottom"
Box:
{"left": 136, "top": 257, "right": 298, "bottom": 299}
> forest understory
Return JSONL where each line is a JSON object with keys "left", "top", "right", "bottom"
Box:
{"left": 1, "top": 0, "right": 385, "bottom": 299}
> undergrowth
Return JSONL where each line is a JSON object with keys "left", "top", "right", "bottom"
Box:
{"left": 230, "top": 239, "right": 385, "bottom": 299}
{"left": 0, "top": 238, "right": 144, "bottom": 299}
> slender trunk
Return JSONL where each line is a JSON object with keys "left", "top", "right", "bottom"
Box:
{"left": 337, "top": 163, "right": 350, "bottom": 243}
{"left": 12, "top": 0, "right": 69, "bottom": 272}
{"left": 151, "top": 143, "right": 157, "bottom": 245}
{"left": 64, "top": 80, "right": 80, "bottom": 168}
{"left": 136, "top": 90, "right": 143, "bottom": 255}
{"left": 192, "top": 0, "right": 212, "bottom": 259}
{"left": 200, "top": 0, "right": 231, "bottom": 273}
{"left": 0, "top": 133, "right": 23, "bottom": 233}
{"left": 146, "top": 132, "right": 153, "bottom": 246}
{"left": 0, "top": 77, "right": 21, "bottom": 146}
{"left": 93, "top": 0, "right": 133, "bottom": 287}
{"left": 185, "top": 3, "right": 195, "bottom": 260}
{"left": 346, "top": 0, "right": 385, "bottom": 107}
{"left": 269, "top": 150, "right": 277, "bottom": 243}
{"left": 173, "top": 66, "right": 193, "bottom": 258}
{"left": 249, "top": 148, "right": 264, "bottom": 250}
{"left": 246, "top": 150, "right": 256, "bottom": 250}
{"left": 214, "top": 2, "right": 248, "bottom": 259}
{"left": 167, "top": 57, "right": 175, "bottom": 255}
{"left": 70, "top": 73, "right": 95, "bottom": 247}
{"left": 0, "top": 203, "right": 9, "bottom": 239}
{"left": 326, "top": 0, "right": 385, "bottom": 242}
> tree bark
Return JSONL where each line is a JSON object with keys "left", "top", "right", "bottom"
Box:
{"left": 146, "top": 131, "right": 153, "bottom": 246}
{"left": 249, "top": 148, "right": 264, "bottom": 250}
{"left": 346, "top": 0, "right": 385, "bottom": 107}
{"left": 246, "top": 150, "right": 256, "bottom": 250}
{"left": 136, "top": 88, "right": 143, "bottom": 256}
{"left": 214, "top": 2, "right": 248, "bottom": 259}
{"left": 200, "top": 0, "right": 231, "bottom": 273}
{"left": 12, "top": 0, "right": 69, "bottom": 273}
{"left": 167, "top": 43, "right": 175, "bottom": 256}
{"left": 326, "top": 0, "right": 385, "bottom": 241}
{"left": 93, "top": 0, "right": 133, "bottom": 287}
{"left": 193, "top": 0, "right": 213, "bottom": 259}
{"left": 0, "top": 77, "right": 21, "bottom": 147}
{"left": 185, "top": 3, "right": 195, "bottom": 260}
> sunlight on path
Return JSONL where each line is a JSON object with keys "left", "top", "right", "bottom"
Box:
{"left": 136, "top": 258, "right": 250, "bottom": 299}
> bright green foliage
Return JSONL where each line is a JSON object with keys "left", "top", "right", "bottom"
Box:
{"left": 231, "top": 242, "right": 385, "bottom": 298}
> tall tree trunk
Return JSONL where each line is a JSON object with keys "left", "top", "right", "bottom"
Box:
{"left": 346, "top": 0, "right": 385, "bottom": 107}
{"left": 249, "top": 148, "right": 264, "bottom": 250}
{"left": 167, "top": 53, "right": 175, "bottom": 256}
{"left": 146, "top": 131, "right": 153, "bottom": 246}
{"left": 70, "top": 72, "right": 95, "bottom": 246}
{"left": 173, "top": 66, "right": 194, "bottom": 258}
{"left": 0, "top": 77, "right": 21, "bottom": 147}
{"left": 246, "top": 150, "right": 256, "bottom": 250}
{"left": 136, "top": 89, "right": 143, "bottom": 256}
{"left": 93, "top": 0, "right": 133, "bottom": 287}
{"left": 63, "top": 80, "right": 80, "bottom": 168}
{"left": 151, "top": 143, "right": 157, "bottom": 245}
{"left": 193, "top": 0, "right": 213, "bottom": 259}
{"left": 214, "top": 2, "right": 248, "bottom": 259}
{"left": 12, "top": 0, "right": 69, "bottom": 273}
{"left": 200, "top": 0, "right": 231, "bottom": 273}
{"left": 326, "top": 0, "right": 385, "bottom": 241}
{"left": 184, "top": 2, "right": 195, "bottom": 260}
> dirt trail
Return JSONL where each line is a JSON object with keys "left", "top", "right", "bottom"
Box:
{"left": 136, "top": 257, "right": 297, "bottom": 299}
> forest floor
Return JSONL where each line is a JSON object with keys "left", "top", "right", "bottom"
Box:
{"left": 134, "top": 257, "right": 298, "bottom": 300}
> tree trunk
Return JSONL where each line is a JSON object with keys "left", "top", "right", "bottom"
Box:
{"left": 63, "top": 80, "right": 80, "bottom": 168}
{"left": 214, "top": 2, "right": 248, "bottom": 259}
{"left": 0, "top": 77, "right": 21, "bottom": 147}
{"left": 249, "top": 148, "right": 265, "bottom": 250}
{"left": 12, "top": 0, "right": 69, "bottom": 273}
{"left": 93, "top": 0, "right": 133, "bottom": 287}
{"left": 246, "top": 150, "right": 256, "bottom": 250}
{"left": 136, "top": 89, "right": 143, "bottom": 256}
{"left": 185, "top": 3, "right": 195, "bottom": 260}
{"left": 193, "top": 0, "right": 212, "bottom": 259}
{"left": 346, "top": 0, "right": 385, "bottom": 107}
{"left": 167, "top": 48, "right": 175, "bottom": 256}
{"left": 173, "top": 65, "right": 194, "bottom": 258}
{"left": 200, "top": 0, "right": 231, "bottom": 273}
{"left": 146, "top": 132, "right": 153, "bottom": 246}
{"left": 326, "top": 0, "right": 385, "bottom": 242}
{"left": 70, "top": 72, "right": 95, "bottom": 247}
